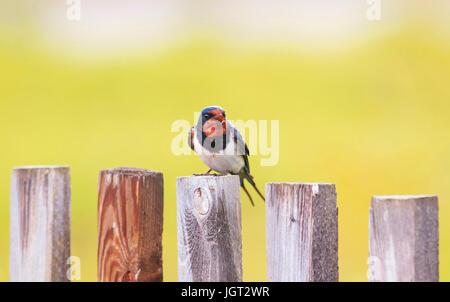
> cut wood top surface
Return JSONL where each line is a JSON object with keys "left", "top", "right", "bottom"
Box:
{"left": 13, "top": 165, "right": 69, "bottom": 169}
{"left": 372, "top": 195, "right": 438, "bottom": 200}
{"left": 100, "top": 167, "right": 162, "bottom": 176}
{"left": 266, "top": 182, "right": 334, "bottom": 185}
{"left": 177, "top": 174, "right": 231, "bottom": 180}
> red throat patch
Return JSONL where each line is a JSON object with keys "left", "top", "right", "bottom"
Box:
{"left": 203, "top": 116, "right": 226, "bottom": 137}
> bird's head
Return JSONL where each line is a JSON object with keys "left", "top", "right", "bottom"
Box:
{"left": 199, "top": 106, "right": 227, "bottom": 137}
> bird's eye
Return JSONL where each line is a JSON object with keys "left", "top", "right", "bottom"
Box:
{"left": 204, "top": 114, "right": 209, "bottom": 119}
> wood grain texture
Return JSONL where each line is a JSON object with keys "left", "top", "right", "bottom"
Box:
{"left": 266, "top": 183, "right": 338, "bottom": 282}
{"left": 10, "top": 166, "right": 71, "bottom": 282}
{"left": 369, "top": 195, "right": 439, "bottom": 282}
{"left": 177, "top": 175, "right": 242, "bottom": 282}
{"left": 97, "top": 167, "right": 163, "bottom": 282}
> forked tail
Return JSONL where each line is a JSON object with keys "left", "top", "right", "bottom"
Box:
{"left": 238, "top": 171, "right": 265, "bottom": 206}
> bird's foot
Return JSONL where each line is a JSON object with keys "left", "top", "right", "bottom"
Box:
{"left": 193, "top": 169, "right": 216, "bottom": 176}
{"left": 192, "top": 169, "right": 231, "bottom": 176}
{"left": 193, "top": 172, "right": 221, "bottom": 176}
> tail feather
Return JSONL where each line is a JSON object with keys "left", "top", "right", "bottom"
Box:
{"left": 241, "top": 184, "right": 255, "bottom": 206}
{"left": 237, "top": 170, "right": 265, "bottom": 205}
{"left": 245, "top": 174, "right": 265, "bottom": 202}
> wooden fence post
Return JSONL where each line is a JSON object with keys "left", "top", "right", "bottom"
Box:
{"left": 177, "top": 175, "right": 242, "bottom": 281}
{"left": 369, "top": 195, "right": 439, "bottom": 282}
{"left": 266, "top": 183, "right": 338, "bottom": 282}
{"left": 97, "top": 167, "right": 163, "bottom": 282}
{"left": 10, "top": 166, "right": 71, "bottom": 282}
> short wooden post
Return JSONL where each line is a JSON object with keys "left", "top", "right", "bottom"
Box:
{"left": 10, "top": 166, "right": 71, "bottom": 282}
{"left": 369, "top": 195, "right": 439, "bottom": 282}
{"left": 97, "top": 167, "right": 163, "bottom": 282}
{"left": 266, "top": 183, "right": 338, "bottom": 282}
{"left": 177, "top": 175, "right": 242, "bottom": 282}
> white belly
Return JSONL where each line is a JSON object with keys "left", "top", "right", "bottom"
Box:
{"left": 193, "top": 137, "right": 245, "bottom": 174}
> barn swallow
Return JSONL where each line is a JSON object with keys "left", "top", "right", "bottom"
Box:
{"left": 189, "top": 106, "right": 265, "bottom": 206}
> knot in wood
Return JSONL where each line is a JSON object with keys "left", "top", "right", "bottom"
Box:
{"left": 193, "top": 187, "right": 210, "bottom": 216}
{"left": 122, "top": 271, "right": 136, "bottom": 282}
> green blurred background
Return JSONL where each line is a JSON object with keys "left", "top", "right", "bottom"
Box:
{"left": 1, "top": 0, "right": 449, "bottom": 281}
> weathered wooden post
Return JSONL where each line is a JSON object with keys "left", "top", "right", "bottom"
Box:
{"left": 369, "top": 195, "right": 439, "bottom": 282}
{"left": 97, "top": 167, "right": 163, "bottom": 282}
{"left": 10, "top": 166, "right": 71, "bottom": 282}
{"left": 266, "top": 183, "right": 338, "bottom": 282}
{"left": 177, "top": 175, "right": 242, "bottom": 281}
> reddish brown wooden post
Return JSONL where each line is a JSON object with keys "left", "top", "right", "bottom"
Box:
{"left": 97, "top": 167, "right": 163, "bottom": 282}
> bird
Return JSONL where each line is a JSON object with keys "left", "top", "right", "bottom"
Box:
{"left": 188, "top": 105, "right": 265, "bottom": 206}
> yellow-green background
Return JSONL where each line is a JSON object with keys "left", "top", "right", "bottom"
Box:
{"left": 1, "top": 1, "right": 449, "bottom": 282}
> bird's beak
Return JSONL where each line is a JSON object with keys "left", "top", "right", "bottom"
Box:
{"left": 212, "top": 114, "right": 225, "bottom": 123}
{"left": 203, "top": 115, "right": 227, "bottom": 137}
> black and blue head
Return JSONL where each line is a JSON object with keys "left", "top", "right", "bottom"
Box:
{"left": 198, "top": 106, "right": 227, "bottom": 137}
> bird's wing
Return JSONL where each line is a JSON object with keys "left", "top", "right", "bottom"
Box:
{"left": 229, "top": 122, "right": 250, "bottom": 174}
{"left": 188, "top": 126, "right": 195, "bottom": 151}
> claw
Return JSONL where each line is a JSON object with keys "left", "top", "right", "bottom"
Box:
{"left": 193, "top": 169, "right": 215, "bottom": 176}
{"left": 192, "top": 169, "right": 230, "bottom": 177}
